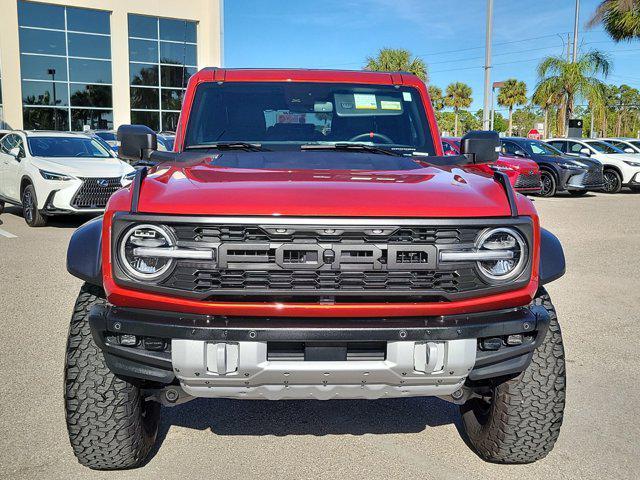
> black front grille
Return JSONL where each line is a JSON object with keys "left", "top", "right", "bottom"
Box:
{"left": 583, "top": 169, "right": 605, "bottom": 186}
{"left": 71, "top": 177, "right": 122, "bottom": 209}
{"left": 172, "top": 224, "right": 478, "bottom": 245}
{"left": 514, "top": 173, "right": 542, "bottom": 190}
{"left": 162, "top": 265, "right": 483, "bottom": 295}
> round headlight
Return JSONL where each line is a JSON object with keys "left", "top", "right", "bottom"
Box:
{"left": 475, "top": 227, "right": 528, "bottom": 283}
{"left": 119, "top": 224, "right": 174, "bottom": 280}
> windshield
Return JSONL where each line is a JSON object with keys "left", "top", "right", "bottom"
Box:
{"left": 585, "top": 141, "right": 623, "bottom": 154}
{"left": 527, "top": 140, "right": 562, "bottom": 156}
{"left": 159, "top": 136, "right": 175, "bottom": 151}
{"left": 95, "top": 132, "right": 116, "bottom": 141}
{"left": 28, "top": 136, "right": 112, "bottom": 158}
{"left": 184, "top": 82, "right": 436, "bottom": 156}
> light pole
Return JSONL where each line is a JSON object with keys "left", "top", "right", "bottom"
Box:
{"left": 490, "top": 81, "right": 505, "bottom": 131}
{"left": 572, "top": 0, "right": 580, "bottom": 62}
{"left": 48, "top": 68, "right": 58, "bottom": 130}
{"left": 482, "top": 0, "right": 494, "bottom": 130}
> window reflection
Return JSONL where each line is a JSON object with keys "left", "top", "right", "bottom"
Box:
{"left": 18, "top": 1, "right": 113, "bottom": 130}
{"left": 129, "top": 14, "right": 197, "bottom": 132}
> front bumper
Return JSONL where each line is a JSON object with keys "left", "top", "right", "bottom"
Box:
{"left": 89, "top": 304, "right": 550, "bottom": 400}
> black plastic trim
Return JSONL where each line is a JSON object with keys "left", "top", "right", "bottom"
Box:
{"left": 493, "top": 171, "right": 518, "bottom": 217}
{"left": 129, "top": 167, "right": 147, "bottom": 213}
{"left": 539, "top": 228, "right": 566, "bottom": 285}
{"left": 66, "top": 216, "right": 103, "bottom": 286}
{"left": 89, "top": 304, "right": 540, "bottom": 342}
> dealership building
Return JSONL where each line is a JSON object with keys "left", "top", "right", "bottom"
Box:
{"left": 0, "top": 0, "right": 223, "bottom": 132}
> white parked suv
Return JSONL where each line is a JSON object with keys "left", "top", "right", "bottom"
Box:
{"left": 546, "top": 138, "right": 640, "bottom": 193}
{"left": 0, "top": 131, "right": 135, "bottom": 226}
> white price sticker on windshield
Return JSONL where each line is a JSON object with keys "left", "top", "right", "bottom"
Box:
{"left": 403, "top": 91, "right": 412, "bottom": 102}
{"left": 354, "top": 94, "right": 377, "bottom": 109}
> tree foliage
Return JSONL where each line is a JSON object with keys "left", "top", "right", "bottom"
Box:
{"left": 365, "top": 48, "right": 428, "bottom": 81}
{"left": 445, "top": 82, "right": 472, "bottom": 136}
{"left": 497, "top": 79, "right": 528, "bottom": 136}
{"left": 589, "top": 0, "right": 640, "bottom": 41}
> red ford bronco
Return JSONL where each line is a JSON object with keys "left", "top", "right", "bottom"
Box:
{"left": 65, "top": 69, "right": 566, "bottom": 470}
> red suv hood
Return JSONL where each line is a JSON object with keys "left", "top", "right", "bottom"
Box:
{"left": 135, "top": 158, "right": 513, "bottom": 218}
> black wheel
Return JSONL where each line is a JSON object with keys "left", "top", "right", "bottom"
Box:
{"left": 602, "top": 168, "right": 622, "bottom": 194}
{"left": 22, "top": 184, "right": 47, "bottom": 227}
{"left": 568, "top": 190, "right": 588, "bottom": 197}
{"left": 538, "top": 170, "right": 557, "bottom": 197}
{"left": 460, "top": 288, "right": 566, "bottom": 464}
{"left": 64, "top": 284, "right": 160, "bottom": 470}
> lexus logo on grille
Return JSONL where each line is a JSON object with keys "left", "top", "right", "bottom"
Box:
{"left": 96, "top": 179, "right": 109, "bottom": 187}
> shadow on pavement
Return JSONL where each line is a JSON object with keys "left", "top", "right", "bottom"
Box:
{"left": 150, "top": 396, "right": 461, "bottom": 458}
{"left": 2, "top": 205, "right": 95, "bottom": 229}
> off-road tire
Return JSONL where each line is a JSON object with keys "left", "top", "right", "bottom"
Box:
{"left": 538, "top": 170, "right": 557, "bottom": 197}
{"left": 602, "top": 168, "right": 622, "bottom": 194}
{"left": 64, "top": 284, "right": 160, "bottom": 470}
{"left": 22, "top": 184, "right": 47, "bottom": 227}
{"left": 460, "top": 288, "right": 566, "bottom": 464}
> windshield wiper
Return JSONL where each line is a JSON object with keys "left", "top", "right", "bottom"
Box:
{"left": 186, "top": 142, "right": 269, "bottom": 152}
{"left": 300, "top": 143, "right": 401, "bottom": 156}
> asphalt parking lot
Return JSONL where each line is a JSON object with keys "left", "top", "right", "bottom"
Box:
{"left": 0, "top": 192, "right": 638, "bottom": 480}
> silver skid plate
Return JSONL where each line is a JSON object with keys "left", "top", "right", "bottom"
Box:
{"left": 172, "top": 339, "right": 476, "bottom": 400}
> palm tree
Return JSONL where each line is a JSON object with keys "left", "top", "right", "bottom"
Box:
{"left": 365, "top": 48, "right": 427, "bottom": 81}
{"left": 588, "top": 0, "right": 640, "bottom": 41}
{"left": 428, "top": 85, "right": 445, "bottom": 111}
{"left": 497, "top": 79, "right": 527, "bottom": 136}
{"left": 445, "top": 82, "right": 472, "bottom": 136}
{"left": 534, "top": 50, "right": 611, "bottom": 136}
{"left": 532, "top": 82, "right": 562, "bottom": 137}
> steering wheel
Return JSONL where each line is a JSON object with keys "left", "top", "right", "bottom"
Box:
{"left": 348, "top": 132, "right": 394, "bottom": 144}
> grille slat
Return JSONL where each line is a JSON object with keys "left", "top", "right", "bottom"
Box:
{"left": 514, "top": 173, "right": 542, "bottom": 189}
{"left": 71, "top": 177, "right": 122, "bottom": 209}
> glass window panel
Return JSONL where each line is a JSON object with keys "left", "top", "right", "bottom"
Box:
{"left": 68, "top": 33, "right": 111, "bottom": 59}
{"left": 160, "top": 42, "right": 196, "bottom": 66}
{"left": 159, "top": 18, "right": 196, "bottom": 43}
{"left": 130, "top": 63, "right": 158, "bottom": 86}
{"left": 69, "top": 59, "right": 112, "bottom": 84}
{"left": 22, "top": 81, "right": 68, "bottom": 106}
{"left": 20, "top": 55, "right": 68, "bottom": 81}
{"left": 70, "top": 83, "right": 112, "bottom": 107}
{"left": 23, "top": 107, "right": 69, "bottom": 130}
{"left": 131, "top": 110, "right": 159, "bottom": 132}
{"left": 130, "top": 87, "right": 159, "bottom": 109}
{"left": 161, "top": 89, "right": 183, "bottom": 111}
{"left": 71, "top": 109, "right": 113, "bottom": 131}
{"left": 19, "top": 29, "right": 66, "bottom": 55}
{"left": 162, "top": 112, "right": 180, "bottom": 132}
{"left": 67, "top": 7, "right": 110, "bottom": 34}
{"left": 129, "top": 39, "right": 158, "bottom": 63}
{"left": 161, "top": 66, "right": 196, "bottom": 87}
{"left": 18, "top": 1, "right": 64, "bottom": 30}
{"left": 128, "top": 14, "right": 157, "bottom": 39}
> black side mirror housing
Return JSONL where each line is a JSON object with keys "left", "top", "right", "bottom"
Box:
{"left": 460, "top": 130, "right": 500, "bottom": 164}
{"left": 117, "top": 125, "right": 157, "bottom": 163}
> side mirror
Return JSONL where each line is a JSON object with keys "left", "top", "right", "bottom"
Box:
{"left": 460, "top": 130, "right": 499, "bottom": 164}
{"left": 514, "top": 149, "right": 528, "bottom": 158}
{"left": 9, "top": 147, "right": 21, "bottom": 160}
{"left": 117, "top": 125, "right": 157, "bottom": 163}
{"left": 579, "top": 147, "right": 591, "bottom": 156}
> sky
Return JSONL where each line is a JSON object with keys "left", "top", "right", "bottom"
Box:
{"left": 223, "top": 0, "right": 640, "bottom": 113}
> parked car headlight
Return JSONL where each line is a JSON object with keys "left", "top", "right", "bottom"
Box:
{"left": 623, "top": 160, "right": 640, "bottom": 167}
{"left": 118, "top": 224, "right": 175, "bottom": 280}
{"left": 558, "top": 162, "right": 584, "bottom": 170}
{"left": 40, "top": 169, "right": 72, "bottom": 181}
{"left": 475, "top": 228, "right": 528, "bottom": 283}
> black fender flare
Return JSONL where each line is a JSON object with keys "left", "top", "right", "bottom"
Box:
{"left": 67, "top": 216, "right": 103, "bottom": 287}
{"left": 539, "top": 228, "right": 565, "bottom": 285}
